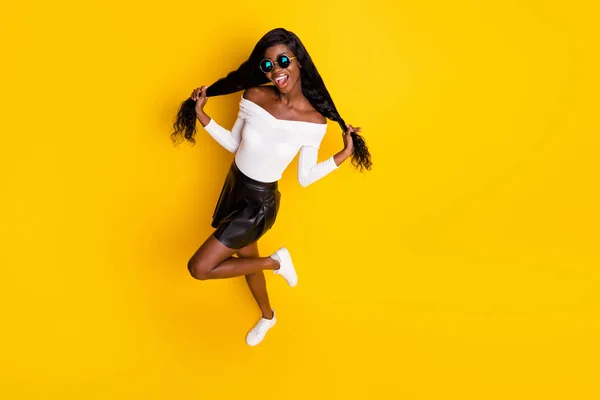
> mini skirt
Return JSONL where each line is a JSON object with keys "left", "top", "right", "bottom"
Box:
{"left": 211, "top": 160, "right": 281, "bottom": 249}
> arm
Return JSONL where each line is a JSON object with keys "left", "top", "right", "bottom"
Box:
{"left": 298, "top": 145, "right": 352, "bottom": 187}
{"left": 196, "top": 110, "right": 244, "bottom": 154}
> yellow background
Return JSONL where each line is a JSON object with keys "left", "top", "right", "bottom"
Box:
{"left": 1, "top": 0, "right": 599, "bottom": 398}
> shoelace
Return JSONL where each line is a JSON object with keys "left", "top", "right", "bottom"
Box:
{"left": 255, "top": 319, "right": 269, "bottom": 335}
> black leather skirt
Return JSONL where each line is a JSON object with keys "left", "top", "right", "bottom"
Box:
{"left": 211, "top": 161, "right": 281, "bottom": 249}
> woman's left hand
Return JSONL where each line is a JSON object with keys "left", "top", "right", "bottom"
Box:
{"left": 343, "top": 124, "right": 360, "bottom": 154}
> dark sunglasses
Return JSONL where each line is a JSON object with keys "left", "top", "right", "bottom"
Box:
{"left": 259, "top": 54, "right": 297, "bottom": 73}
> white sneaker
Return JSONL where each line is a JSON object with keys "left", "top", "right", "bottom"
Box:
{"left": 246, "top": 310, "right": 277, "bottom": 346}
{"left": 270, "top": 247, "right": 298, "bottom": 287}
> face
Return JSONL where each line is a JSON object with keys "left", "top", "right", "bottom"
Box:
{"left": 261, "top": 44, "right": 302, "bottom": 93}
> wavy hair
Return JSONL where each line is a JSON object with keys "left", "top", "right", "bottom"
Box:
{"left": 171, "top": 27, "right": 372, "bottom": 171}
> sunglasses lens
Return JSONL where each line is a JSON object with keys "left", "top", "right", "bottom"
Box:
{"left": 260, "top": 60, "right": 273, "bottom": 72}
{"left": 278, "top": 55, "right": 290, "bottom": 68}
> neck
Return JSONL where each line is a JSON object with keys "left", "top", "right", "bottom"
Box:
{"left": 276, "top": 85, "right": 304, "bottom": 106}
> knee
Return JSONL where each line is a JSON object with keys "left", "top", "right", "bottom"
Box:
{"left": 187, "top": 260, "right": 210, "bottom": 280}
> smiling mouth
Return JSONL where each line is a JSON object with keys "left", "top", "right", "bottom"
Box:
{"left": 274, "top": 75, "right": 289, "bottom": 87}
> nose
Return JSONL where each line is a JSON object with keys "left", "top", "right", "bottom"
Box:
{"left": 271, "top": 62, "right": 285, "bottom": 74}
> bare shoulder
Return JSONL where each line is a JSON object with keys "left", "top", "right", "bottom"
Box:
{"left": 242, "top": 86, "right": 268, "bottom": 102}
{"left": 245, "top": 86, "right": 327, "bottom": 124}
{"left": 301, "top": 99, "right": 327, "bottom": 124}
{"left": 308, "top": 109, "right": 327, "bottom": 124}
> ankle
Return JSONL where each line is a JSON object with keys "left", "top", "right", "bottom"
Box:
{"left": 268, "top": 254, "right": 281, "bottom": 270}
{"left": 262, "top": 310, "right": 274, "bottom": 319}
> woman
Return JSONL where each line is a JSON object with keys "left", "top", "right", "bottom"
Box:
{"left": 171, "top": 28, "right": 372, "bottom": 346}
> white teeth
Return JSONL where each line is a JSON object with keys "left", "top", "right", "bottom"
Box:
{"left": 275, "top": 75, "right": 288, "bottom": 82}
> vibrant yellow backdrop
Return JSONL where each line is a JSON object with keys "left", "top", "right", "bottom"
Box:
{"left": 1, "top": 0, "right": 598, "bottom": 398}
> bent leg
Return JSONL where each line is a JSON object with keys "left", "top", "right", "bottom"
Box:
{"left": 187, "top": 233, "right": 279, "bottom": 280}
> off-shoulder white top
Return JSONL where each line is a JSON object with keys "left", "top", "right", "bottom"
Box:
{"left": 202, "top": 94, "right": 339, "bottom": 187}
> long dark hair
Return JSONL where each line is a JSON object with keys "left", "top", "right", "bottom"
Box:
{"left": 171, "top": 28, "right": 372, "bottom": 172}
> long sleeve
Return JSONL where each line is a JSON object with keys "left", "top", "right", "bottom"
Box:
{"left": 297, "top": 144, "right": 339, "bottom": 187}
{"left": 202, "top": 109, "right": 244, "bottom": 153}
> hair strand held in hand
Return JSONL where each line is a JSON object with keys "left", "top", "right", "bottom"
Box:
{"left": 171, "top": 27, "right": 372, "bottom": 171}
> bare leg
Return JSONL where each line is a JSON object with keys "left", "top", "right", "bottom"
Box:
{"left": 187, "top": 233, "right": 280, "bottom": 280}
{"left": 236, "top": 241, "right": 273, "bottom": 319}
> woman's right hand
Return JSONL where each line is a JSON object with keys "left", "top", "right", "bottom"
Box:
{"left": 191, "top": 86, "right": 209, "bottom": 114}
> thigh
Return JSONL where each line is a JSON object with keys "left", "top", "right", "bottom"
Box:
{"left": 188, "top": 232, "right": 239, "bottom": 272}
{"left": 236, "top": 241, "right": 259, "bottom": 258}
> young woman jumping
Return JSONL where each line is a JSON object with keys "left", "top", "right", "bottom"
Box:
{"left": 171, "top": 27, "right": 372, "bottom": 346}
